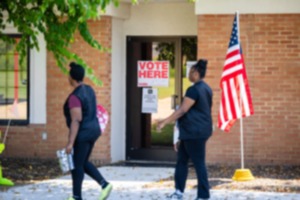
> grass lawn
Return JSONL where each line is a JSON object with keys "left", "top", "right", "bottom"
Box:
{"left": 151, "top": 123, "right": 174, "bottom": 146}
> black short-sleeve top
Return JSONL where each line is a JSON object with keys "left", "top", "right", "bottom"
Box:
{"left": 178, "top": 80, "right": 213, "bottom": 140}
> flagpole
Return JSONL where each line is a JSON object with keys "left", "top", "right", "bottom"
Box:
{"left": 240, "top": 88, "right": 244, "bottom": 169}
{"left": 3, "top": 119, "right": 11, "bottom": 145}
{"left": 231, "top": 11, "right": 254, "bottom": 181}
{"left": 236, "top": 11, "right": 244, "bottom": 170}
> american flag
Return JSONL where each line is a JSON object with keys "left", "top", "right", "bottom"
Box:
{"left": 218, "top": 13, "right": 254, "bottom": 132}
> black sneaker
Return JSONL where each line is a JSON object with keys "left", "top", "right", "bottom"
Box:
{"left": 167, "top": 192, "right": 183, "bottom": 200}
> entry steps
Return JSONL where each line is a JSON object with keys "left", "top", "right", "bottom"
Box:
{"left": 111, "top": 160, "right": 193, "bottom": 168}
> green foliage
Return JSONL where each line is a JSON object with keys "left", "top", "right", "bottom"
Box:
{"left": 156, "top": 42, "right": 175, "bottom": 68}
{"left": 0, "top": 0, "right": 127, "bottom": 85}
{"left": 0, "top": 0, "right": 195, "bottom": 85}
{"left": 155, "top": 38, "right": 197, "bottom": 73}
{"left": 182, "top": 38, "right": 197, "bottom": 61}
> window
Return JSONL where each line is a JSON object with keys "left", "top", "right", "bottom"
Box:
{"left": 0, "top": 35, "right": 29, "bottom": 125}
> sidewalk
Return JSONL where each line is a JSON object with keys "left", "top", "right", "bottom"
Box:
{"left": 1, "top": 166, "right": 300, "bottom": 200}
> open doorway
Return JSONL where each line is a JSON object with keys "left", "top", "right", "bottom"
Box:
{"left": 126, "top": 36, "right": 197, "bottom": 162}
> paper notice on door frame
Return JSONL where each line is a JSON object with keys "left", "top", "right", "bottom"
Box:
{"left": 142, "top": 88, "right": 158, "bottom": 113}
{"left": 186, "top": 61, "right": 197, "bottom": 78}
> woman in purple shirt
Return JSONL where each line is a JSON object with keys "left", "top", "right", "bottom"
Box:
{"left": 63, "top": 62, "right": 112, "bottom": 200}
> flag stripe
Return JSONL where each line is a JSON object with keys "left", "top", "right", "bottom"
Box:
{"left": 222, "top": 64, "right": 243, "bottom": 78}
{"left": 224, "top": 54, "right": 241, "bottom": 66}
{"left": 227, "top": 79, "right": 237, "bottom": 119}
{"left": 227, "top": 45, "right": 240, "bottom": 54}
{"left": 224, "top": 58, "right": 243, "bottom": 71}
{"left": 223, "top": 81, "right": 232, "bottom": 120}
{"left": 230, "top": 78, "right": 241, "bottom": 118}
{"left": 239, "top": 75, "right": 251, "bottom": 116}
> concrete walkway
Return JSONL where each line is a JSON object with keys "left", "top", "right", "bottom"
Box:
{"left": 0, "top": 166, "right": 299, "bottom": 200}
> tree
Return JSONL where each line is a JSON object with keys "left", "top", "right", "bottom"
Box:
{"left": 0, "top": 0, "right": 137, "bottom": 85}
{"left": 0, "top": 0, "right": 194, "bottom": 85}
{"left": 155, "top": 38, "right": 197, "bottom": 76}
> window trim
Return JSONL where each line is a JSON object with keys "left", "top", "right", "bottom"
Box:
{"left": 0, "top": 34, "right": 30, "bottom": 126}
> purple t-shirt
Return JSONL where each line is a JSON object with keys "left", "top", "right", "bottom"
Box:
{"left": 68, "top": 95, "right": 81, "bottom": 109}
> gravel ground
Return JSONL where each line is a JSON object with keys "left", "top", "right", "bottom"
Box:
{"left": 1, "top": 158, "right": 300, "bottom": 194}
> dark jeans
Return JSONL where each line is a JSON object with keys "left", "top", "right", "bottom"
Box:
{"left": 175, "top": 139, "right": 210, "bottom": 199}
{"left": 71, "top": 140, "right": 106, "bottom": 200}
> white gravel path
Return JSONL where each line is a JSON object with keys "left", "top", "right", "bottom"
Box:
{"left": 0, "top": 166, "right": 299, "bottom": 200}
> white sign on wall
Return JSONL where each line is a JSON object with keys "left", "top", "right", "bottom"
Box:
{"left": 141, "top": 88, "right": 158, "bottom": 113}
{"left": 186, "top": 61, "right": 197, "bottom": 78}
{"left": 137, "top": 61, "right": 169, "bottom": 87}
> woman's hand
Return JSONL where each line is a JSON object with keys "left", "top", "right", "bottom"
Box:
{"left": 66, "top": 143, "right": 73, "bottom": 154}
{"left": 156, "top": 120, "right": 166, "bottom": 132}
{"left": 174, "top": 141, "right": 180, "bottom": 152}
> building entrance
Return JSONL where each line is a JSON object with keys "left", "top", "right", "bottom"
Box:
{"left": 126, "top": 36, "right": 197, "bottom": 161}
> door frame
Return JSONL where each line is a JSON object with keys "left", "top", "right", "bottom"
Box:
{"left": 125, "top": 36, "right": 193, "bottom": 161}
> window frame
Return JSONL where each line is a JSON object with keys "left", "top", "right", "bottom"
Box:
{"left": 0, "top": 34, "right": 30, "bottom": 126}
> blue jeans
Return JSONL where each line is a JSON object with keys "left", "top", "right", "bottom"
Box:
{"left": 71, "top": 140, "right": 107, "bottom": 200}
{"left": 175, "top": 139, "right": 210, "bottom": 199}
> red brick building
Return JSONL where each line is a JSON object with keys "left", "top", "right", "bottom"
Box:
{"left": 0, "top": 0, "right": 299, "bottom": 165}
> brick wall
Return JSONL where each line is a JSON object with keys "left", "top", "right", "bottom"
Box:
{"left": 198, "top": 14, "right": 300, "bottom": 165}
{"left": 1, "top": 17, "right": 112, "bottom": 164}
{"left": 2, "top": 14, "right": 299, "bottom": 166}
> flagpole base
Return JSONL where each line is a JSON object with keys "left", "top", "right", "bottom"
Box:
{"left": 232, "top": 169, "right": 254, "bottom": 181}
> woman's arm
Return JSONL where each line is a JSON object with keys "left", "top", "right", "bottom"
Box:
{"left": 157, "top": 96, "right": 195, "bottom": 131}
{"left": 66, "top": 107, "right": 82, "bottom": 154}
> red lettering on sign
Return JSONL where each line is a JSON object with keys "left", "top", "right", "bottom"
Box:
{"left": 139, "top": 62, "right": 146, "bottom": 70}
{"left": 147, "top": 62, "right": 154, "bottom": 70}
{"left": 148, "top": 70, "right": 154, "bottom": 78}
{"left": 154, "top": 71, "right": 161, "bottom": 78}
{"left": 138, "top": 61, "right": 169, "bottom": 87}
{"left": 138, "top": 70, "right": 147, "bottom": 78}
{"left": 162, "top": 62, "right": 168, "bottom": 70}
{"left": 162, "top": 71, "right": 168, "bottom": 78}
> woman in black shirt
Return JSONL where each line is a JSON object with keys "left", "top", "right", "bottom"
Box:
{"left": 157, "top": 59, "right": 212, "bottom": 200}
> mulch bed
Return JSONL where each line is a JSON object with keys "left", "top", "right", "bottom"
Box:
{"left": 144, "top": 164, "right": 300, "bottom": 193}
{"left": 1, "top": 158, "right": 300, "bottom": 193}
{"left": 0, "top": 158, "right": 63, "bottom": 186}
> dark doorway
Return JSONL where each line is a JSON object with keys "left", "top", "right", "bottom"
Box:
{"left": 126, "top": 36, "right": 197, "bottom": 162}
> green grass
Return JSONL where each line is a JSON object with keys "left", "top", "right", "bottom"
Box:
{"left": 155, "top": 78, "right": 175, "bottom": 99}
{"left": 182, "top": 77, "right": 192, "bottom": 96}
{"left": 151, "top": 123, "right": 174, "bottom": 146}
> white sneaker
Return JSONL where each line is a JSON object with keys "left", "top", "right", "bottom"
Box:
{"left": 167, "top": 191, "right": 183, "bottom": 200}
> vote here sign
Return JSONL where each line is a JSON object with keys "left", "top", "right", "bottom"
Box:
{"left": 137, "top": 61, "right": 169, "bottom": 87}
